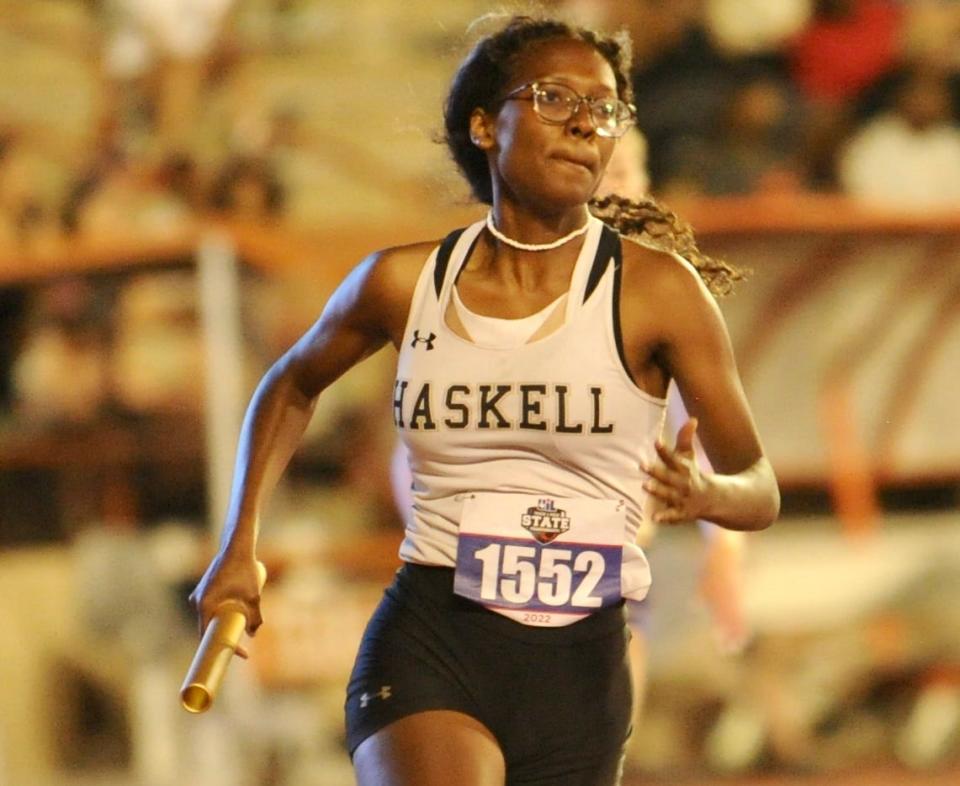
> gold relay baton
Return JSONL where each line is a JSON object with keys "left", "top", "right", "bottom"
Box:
{"left": 180, "top": 560, "right": 267, "bottom": 713}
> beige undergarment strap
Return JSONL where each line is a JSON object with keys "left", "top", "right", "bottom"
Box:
{"left": 450, "top": 286, "right": 566, "bottom": 347}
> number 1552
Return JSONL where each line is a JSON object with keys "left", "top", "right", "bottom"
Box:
{"left": 473, "top": 543, "right": 605, "bottom": 608}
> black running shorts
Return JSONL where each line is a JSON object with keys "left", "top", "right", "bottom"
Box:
{"left": 345, "top": 562, "right": 633, "bottom": 785}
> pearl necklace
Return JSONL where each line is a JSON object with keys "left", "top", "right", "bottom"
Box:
{"left": 485, "top": 211, "right": 590, "bottom": 251}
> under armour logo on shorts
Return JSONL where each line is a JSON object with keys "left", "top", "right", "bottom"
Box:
{"left": 411, "top": 330, "right": 436, "bottom": 350}
{"left": 360, "top": 685, "right": 392, "bottom": 708}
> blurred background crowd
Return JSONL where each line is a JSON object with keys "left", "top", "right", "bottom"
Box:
{"left": 1, "top": 0, "right": 960, "bottom": 250}
{"left": 2, "top": 2, "right": 960, "bottom": 786}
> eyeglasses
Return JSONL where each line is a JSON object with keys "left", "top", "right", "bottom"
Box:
{"left": 501, "top": 81, "right": 636, "bottom": 138}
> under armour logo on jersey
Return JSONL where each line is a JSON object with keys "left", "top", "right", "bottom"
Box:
{"left": 360, "top": 685, "right": 392, "bottom": 708}
{"left": 411, "top": 330, "right": 436, "bottom": 350}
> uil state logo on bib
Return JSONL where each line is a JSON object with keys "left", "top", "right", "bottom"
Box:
{"left": 521, "top": 499, "right": 570, "bottom": 543}
{"left": 453, "top": 493, "right": 625, "bottom": 627}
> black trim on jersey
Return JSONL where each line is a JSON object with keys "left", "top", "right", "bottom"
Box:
{"left": 581, "top": 224, "right": 636, "bottom": 383}
{"left": 609, "top": 236, "right": 636, "bottom": 385}
{"left": 583, "top": 224, "right": 621, "bottom": 303}
{"left": 434, "top": 228, "right": 466, "bottom": 297}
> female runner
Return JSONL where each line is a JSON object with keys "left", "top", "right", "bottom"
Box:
{"left": 190, "top": 14, "right": 779, "bottom": 786}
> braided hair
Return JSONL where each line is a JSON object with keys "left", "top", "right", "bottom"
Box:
{"left": 589, "top": 193, "right": 745, "bottom": 296}
{"left": 443, "top": 14, "right": 743, "bottom": 296}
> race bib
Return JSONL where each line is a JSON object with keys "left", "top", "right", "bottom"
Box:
{"left": 453, "top": 493, "right": 625, "bottom": 627}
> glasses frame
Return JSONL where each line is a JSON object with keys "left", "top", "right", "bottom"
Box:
{"left": 501, "top": 81, "right": 636, "bottom": 138}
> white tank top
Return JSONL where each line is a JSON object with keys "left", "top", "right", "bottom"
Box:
{"left": 452, "top": 284, "right": 564, "bottom": 346}
{"left": 393, "top": 216, "right": 667, "bottom": 601}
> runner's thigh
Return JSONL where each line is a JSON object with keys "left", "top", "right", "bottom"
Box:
{"left": 352, "top": 710, "right": 506, "bottom": 786}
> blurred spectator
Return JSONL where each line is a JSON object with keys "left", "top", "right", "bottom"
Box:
{"left": 0, "top": 127, "right": 58, "bottom": 249}
{"left": 838, "top": 66, "right": 960, "bottom": 209}
{"left": 154, "top": 149, "right": 205, "bottom": 212}
{"left": 205, "top": 104, "right": 294, "bottom": 222}
{"left": 659, "top": 70, "right": 805, "bottom": 197}
{"left": 60, "top": 109, "right": 199, "bottom": 237}
{"left": 11, "top": 279, "right": 110, "bottom": 425}
{"left": 101, "top": 0, "right": 239, "bottom": 151}
{"left": 552, "top": 0, "right": 619, "bottom": 30}
{"left": 554, "top": 0, "right": 702, "bottom": 68}
{"left": 110, "top": 273, "right": 206, "bottom": 417}
{"left": 618, "top": 0, "right": 708, "bottom": 71}
{"left": 0, "top": 128, "right": 24, "bottom": 245}
{"left": 706, "top": 0, "right": 811, "bottom": 58}
{"left": 208, "top": 153, "right": 285, "bottom": 222}
{"left": 631, "top": 13, "right": 743, "bottom": 191}
{"left": 59, "top": 115, "right": 127, "bottom": 235}
{"left": 787, "top": 0, "right": 906, "bottom": 187}
{"left": 902, "top": 0, "right": 960, "bottom": 73}
{"left": 788, "top": 0, "right": 904, "bottom": 105}
{"left": 65, "top": 150, "right": 192, "bottom": 237}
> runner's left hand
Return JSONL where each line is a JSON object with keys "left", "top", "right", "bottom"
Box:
{"left": 642, "top": 418, "right": 708, "bottom": 524}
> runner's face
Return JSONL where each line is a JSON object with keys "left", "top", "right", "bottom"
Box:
{"left": 474, "top": 38, "right": 620, "bottom": 213}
